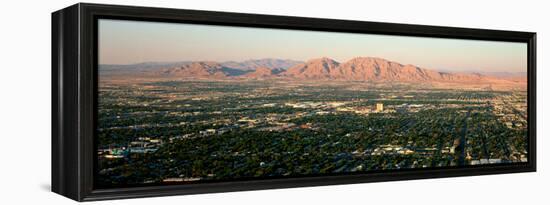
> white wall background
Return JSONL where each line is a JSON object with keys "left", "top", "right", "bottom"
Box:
{"left": 0, "top": 0, "right": 547, "bottom": 204}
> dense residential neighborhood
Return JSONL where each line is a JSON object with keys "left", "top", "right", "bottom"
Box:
{"left": 96, "top": 76, "right": 527, "bottom": 187}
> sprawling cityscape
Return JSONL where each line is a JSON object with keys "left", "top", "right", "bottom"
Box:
{"left": 96, "top": 73, "right": 527, "bottom": 187}
{"left": 97, "top": 19, "right": 528, "bottom": 188}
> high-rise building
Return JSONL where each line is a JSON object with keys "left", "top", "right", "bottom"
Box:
{"left": 376, "top": 103, "right": 384, "bottom": 112}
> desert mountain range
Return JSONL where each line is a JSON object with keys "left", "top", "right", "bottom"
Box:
{"left": 151, "top": 57, "right": 525, "bottom": 84}
{"left": 100, "top": 58, "right": 301, "bottom": 73}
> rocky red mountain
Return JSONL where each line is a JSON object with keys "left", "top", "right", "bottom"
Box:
{"left": 328, "top": 57, "right": 487, "bottom": 82}
{"left": 284, "top": 57, "right": 341, "bottom": 79}
{"left": 279, "top": 57, "right": 509, "bottom": 83}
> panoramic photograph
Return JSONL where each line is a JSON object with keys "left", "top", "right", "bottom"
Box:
{"left": 96, "top": 19, "right": 528, "bottom": 187}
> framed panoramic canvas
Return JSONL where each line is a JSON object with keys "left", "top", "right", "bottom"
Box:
{"left": 52, "top": 3, "right": 536, "bottom": 201}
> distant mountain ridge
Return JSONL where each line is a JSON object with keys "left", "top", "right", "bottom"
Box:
{"left": 100, "top": 58, "right": 302, "bottom": 72}
{"left": 161, "top": 61, "right": 248, "bottom": 78}
{"left": 244, "top": 67, "right": 285, "bottom": 78}
{"left": 102, "top": 57, "right": 525, "bottom": 86}
{"left": 221, "top": 58, "right": 303, "bottom": 71}
{"left": 284, "top": 57, "right": 341, "bottom": 79}
{"left": 160, "top": 57, "right": 516, "bottom": 83}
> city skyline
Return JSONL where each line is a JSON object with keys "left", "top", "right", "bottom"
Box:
{"left": 99, "top": 19, "right": 527, "bottom": 73}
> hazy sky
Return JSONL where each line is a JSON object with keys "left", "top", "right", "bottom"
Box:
{"left": 99, "top": 19, "right": 527, "bottom": 72}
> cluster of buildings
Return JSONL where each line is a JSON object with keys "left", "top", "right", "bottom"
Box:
{"left": 98, "top": 137, "right": 162, "bottom": 159}
{"left": 370, "top": 144, "right": 416, "bottom": 156}
{"left": 284, "top": 101, "right": 348, "bottom": 109}
{"left": 491, "top": 94, "right": 527, "bottom": 130}
{"left": 199, "top": 127, "right": 231, "bottom": 136}
{"left": 336, "top": 103, "right": 387, "bottom": 114}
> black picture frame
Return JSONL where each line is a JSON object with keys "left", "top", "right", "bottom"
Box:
{"left": 52, "top": 3, "right": 536, "bottom": 201}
